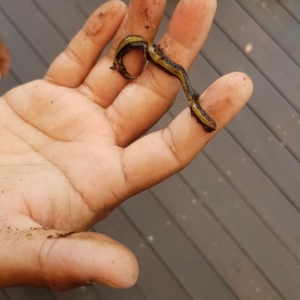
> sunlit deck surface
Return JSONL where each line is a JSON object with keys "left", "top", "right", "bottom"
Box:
{"left": 1, "top": 0, "right": 300, "bottom": 299}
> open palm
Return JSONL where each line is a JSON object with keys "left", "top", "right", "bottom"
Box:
{"left": 0, "top": 0, "right": 252, "bottom": 290}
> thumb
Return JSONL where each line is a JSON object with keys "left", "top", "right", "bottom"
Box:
{"left": 0, "top": 227, "right": 138, "bottom": 290}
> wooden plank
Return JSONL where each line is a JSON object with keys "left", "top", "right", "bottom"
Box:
{"left": 276, "top": 0, "right": 300, "bottom": 23}
{"left": 151, "top": 109, "right": 299, "bottom": 298}
{"left": 94, "top": 208, "right": 191, "bottom": 300}
{"left": 199, "top": 26, "right": 300, "bottom": 184}
{"left": 0, "top": 0, "right": 66, "bottom": 66}
{"left": 0, "top": 290, "right": 9, "bottom": 300}
{"left": 0, "top": 9, "right": 46, "bottom": 83}
{"left": 215, "top": 0, "right": 300, "bottom": 113}
{"left": 200, "top": 24, "right": 300, "bottom": 163}
{"left": 122, "top": 192, "right": 238, "bottom": 300}
{"left": 152, "top": 54, "right": 299, "bottom": 298}
{"left": 197, "top": 22, "right": 300, "bottom": 208}
{"left": 75, "top": 0, "right": 106, "bottom": 17}
{"left": 32, "top": 0, "right": 87, "bottom": 42}
{"left": 205, "top": 128, "right": 300, "bottom": 262}
{"left": 155, "top": 11, "right": 296, "bottom": 297}
{"left": 151, "top": 172, "right": 283, "bottom": 300}
{"left": 167, "top": 1, "right": 300, "bottom": 164}
{"left": 35, "top": 0, "right": 112, "bottom": 64}
{"left": 180, "top": 153, "right": 300, "bottom": 300}
{"left": 166, "top": 41, "right": 300, "bottom": 212}
{"left": 167, "top": 14, "right": 300, "bottom": 228}
{"left": 165, "top": 2, "right": 300, "bottom": 167}
{"left": 226, "top": 105, "right": 300, "bottom": 210}
{"left": 234, "top": 0, "right": 300, "bottom": 66}
{"left": 4, "top": 287, "right": 54, "bottom": 300}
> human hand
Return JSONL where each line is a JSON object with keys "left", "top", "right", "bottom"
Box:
{"left": 0, "top": 36, "right": 11, "bottom": 78}
{"left": 0, "top": 0, "right": 253, "bottom": 290}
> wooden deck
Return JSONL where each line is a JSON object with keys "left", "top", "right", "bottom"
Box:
{"left": 1, "top": 0, "right": 300, "bottom": 299}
